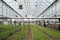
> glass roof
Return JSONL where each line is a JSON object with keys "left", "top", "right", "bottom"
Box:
{"left": 2, "top": 0, "right": 56, "bottom": 18}
{"left": 14, "top": 0, "right": 55, "bottom": 17}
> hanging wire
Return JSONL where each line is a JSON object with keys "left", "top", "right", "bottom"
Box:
{"left": 2, "top": 1, "right": 3, "bottom": 19}
{"left": 24, "top": 0, "right": 29, "bottom": 17}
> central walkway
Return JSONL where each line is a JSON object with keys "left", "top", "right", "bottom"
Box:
{"left": 27, "top": 27, "right": 33, "bottom": 40}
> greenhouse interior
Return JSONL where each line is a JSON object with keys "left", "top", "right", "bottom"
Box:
{"left": 0, "top": 0, "right": 60, "bottom": 40}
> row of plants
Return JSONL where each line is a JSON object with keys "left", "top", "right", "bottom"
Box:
{"left": 7, "top": 25, "right": 29, "bottom": 40}
{"left": 36, "top": 25, "right": 60, "bottom": 40}
{"left": 0, "top": 24, "right": 22, "bottom": 40}
{"left": 31, "top": 25, "right": 51, "bottom": 40}
{"left": 1, "top": 24, "right": 59, "bottom": 40}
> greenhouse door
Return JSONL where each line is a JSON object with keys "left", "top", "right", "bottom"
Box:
{"left": 58, "top": 18, "right": 60, "bottom": 30}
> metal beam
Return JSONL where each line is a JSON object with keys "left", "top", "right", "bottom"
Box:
{"left": 1, "top": 0, "right": 23, "bottom": 17}
{"left": 0, "top": 17, "right": 59, "bottom": 19}
{"left": 37, "top": 0, "right": 58, "bottom": 17}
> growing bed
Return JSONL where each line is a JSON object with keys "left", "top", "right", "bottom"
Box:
{"left": 0, "top": 24, "right": 22, "bottom": 40}
{"left": 7, "top": 25, "right": 29, "bottom": 40}
{"left": 32, "top": 25, "right": 51, "bottom": 40}
{"left": 36, "top": 25, "right": 60, "bottom": 40}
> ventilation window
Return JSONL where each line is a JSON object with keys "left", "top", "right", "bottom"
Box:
{"left": 19, "top": 5, "right": 23, "bottom": 9}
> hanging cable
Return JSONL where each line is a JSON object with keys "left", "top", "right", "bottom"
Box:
{"left": 24, "top": 0, "right": 29, "bottom": 18}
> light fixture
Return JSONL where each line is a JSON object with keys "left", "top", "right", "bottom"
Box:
{"left": 25, "top": 14, "right": 27, "bottom": 17}
{"left": 15, "top": 15, "right": 18, "bottom": 17}
{"left": 14, "top": 0, "right": 17, "bottom": 1}
{"left": 54, "top": 15, "right": 57, "bottom": 17}
{"left": 35, "top": 5, "right": 38, "bottom": 7}
{"left": 19, "top": 5, "right": 23, "bottom": 9}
